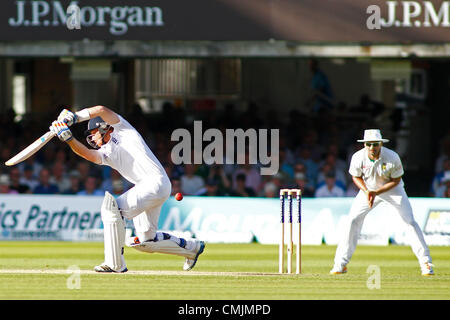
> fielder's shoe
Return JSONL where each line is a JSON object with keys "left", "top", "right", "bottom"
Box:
{"left": 421, "top": 262, "right": 435, "bottom": 276}
{"left": 329, "top": 264, "right": 347, "bottom": 275}
{"left": 94, "top": 263, "right": 128, "bottom": 273}
{"left": 183, "top": 240, "right": 205, "bottom": 271}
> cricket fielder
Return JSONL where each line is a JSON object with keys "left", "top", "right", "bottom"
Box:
{"left": 330, "top": 129, "right": 434, "bottom": 276}
{"left": 49, "top": 106, "right": 205, "bottom": 273}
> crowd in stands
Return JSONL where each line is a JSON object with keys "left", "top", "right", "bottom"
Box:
{"left": 0, "top": 100, "right": 449, "bottom": 199}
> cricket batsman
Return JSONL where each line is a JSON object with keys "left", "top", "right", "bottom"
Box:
{"left": 49, "top": 106, "right": 205, "bottom": 273}
{"left": 330, "top": 129, "right": 434, "bottom": 276}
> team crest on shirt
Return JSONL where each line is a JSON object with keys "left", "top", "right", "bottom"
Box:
{"left": 382, "top": 163, "right": 387, "bottom": 171}
{"left": 111, "top": 137, "right": 119, "bottom": 144}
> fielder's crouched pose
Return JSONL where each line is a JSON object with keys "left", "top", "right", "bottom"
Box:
{"left": 330, "top": 129, "right": 434, "bottom": 276}
{"left": 50, "top": 106, "right": 205, "bottom": 273}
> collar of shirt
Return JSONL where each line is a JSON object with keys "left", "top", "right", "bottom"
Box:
{"left": 364, "top": 146, "right": 384, "bottom": 163}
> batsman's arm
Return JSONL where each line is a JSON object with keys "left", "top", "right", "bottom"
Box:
{"left": 66, "top": 137, "right": 102, "bottom": 164}
{"left": 76, "top": 105, "right": 120, "bottom": 125}
{"left": 59, "top": 105, "right": 120, "bottom": 126}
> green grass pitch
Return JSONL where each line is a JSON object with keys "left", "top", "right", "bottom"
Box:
{"left": 0, "top": 241, "right": 449, "bottom": 300}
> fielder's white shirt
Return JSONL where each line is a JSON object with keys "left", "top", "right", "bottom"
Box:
{"left": 97, "top": 115, "right": 168, "bottom": 185}
{"left": 348, "top": 146, "right": 404, "bottom": 191}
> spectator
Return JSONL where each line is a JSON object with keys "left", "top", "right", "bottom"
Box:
{"left": 19, "top": 158, "right": 43, "bottom": 182}
{"left": 50, "top": 162, "right": 70, "bottom": 193}
{"left": 62, "top": 170, "right": 82, "bottom": 195}
{"left": 77, "top": 161, "right": 92, "bottom": 183}
{"left": 278, "top": 149, "right": 294, "bottom": 181}
{"left": 77, "top": 176, "right": 103, "bottom": 196}
{"left": 270, "top": 173, "right": 285, "bottom": 194}
{"left": 33, "top": 168, "right": 59, "bottom": 194}
{"left": 180, "top": 164, "right": 205, "bottom": 195}
{"left": 435, "top": 171, "right": 450, "bottom": 198}
{"left": 231, "top": 173, "right": 256, "bottom": 197}
{"left": 292, "top": 172, "right": 315, "bottom": 197}
{"left": 207, "top": 165, "right": 231, "bottom": 195}
{"left": 317, "top": 160, "right": 347, "bottom": 191}
{"left": 296, "top": 148, "right": 319, "bottom": 186}
{"left": 325, "top": 143, "right": 347, "bottom": 173}
{"left": 198, "top": 179, "right": 224, "bottom": 197}
{"left": 39, "top": 143, "right": 56, "bottom": 168}
{"left": 9, "top": 167, "right": 31, "bottom": 194}
{"left": 19, "top": 163, "right": 39, "bottom": 191}
{"left": 0, "top": 147, "right": 12, "bottom": 167}
{"left": 299, "top": 130, "right": 324, "bottom": 162}
{"left": 263, "top": 181, "right": 278, "bottom": 198}
{"left": 170, "top": 177, "right": 182, "bottom": 196}
{"left": 279, "top": 135, "right": 296, "bottom": 166}
{"left": 434, "top": 136, "right": 450, "bottom": 173}
{"left": 54, "top": 148, "right": 68, "bottom": 167}
{"left": 314, "top": 171, "right": 345, "bottom": 197}
{"left": 101, "top": 169, "right": 132, "bottom": 194}
{"left": 430, "top": 159, "right": 450, "bottom": 196}
{"left": 0, "top": 174, "right": 18, "bottom": 194}
{"left": 292, "top": 163, "right": 315, "bottom": 196}
{"left": 345, "top": 182, "right": 359, "bottom": 197}
{"left": 445, "top": 184, "right": 450, "bottom": 198}
{"left": 232, "top": 152, "right": 262, "bottom": 194}
{"left": 163, "top": 163, "right": 174, "bottom": 180}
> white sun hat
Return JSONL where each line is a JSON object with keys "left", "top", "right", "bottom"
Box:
{"left": 357, "top": 129, "right": 390, "bottom": 143}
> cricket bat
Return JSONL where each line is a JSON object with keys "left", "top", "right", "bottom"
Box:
{"left": 5, "top": 131, "right": 56, "bottom": 166}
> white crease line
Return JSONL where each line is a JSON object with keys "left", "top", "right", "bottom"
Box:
{"left": 0, "top": 269, "right": 288, "bottom": 276}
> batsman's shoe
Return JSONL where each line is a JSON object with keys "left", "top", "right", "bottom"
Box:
{"left": 329, "top": 264, "right": 347, "bottom": 275}
{"left": 94, "top": 263, "right": 128, "bottom": 273}
{"left": 183, "top": 240, "right": 206, "bottom": 271}
{"left": 421, "top": 262, "right": 435, "bottom": 276}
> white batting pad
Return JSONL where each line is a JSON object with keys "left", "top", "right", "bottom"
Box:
{"left": 129, "top": 240, "right": 195, "bottom": 259}
{"left": 101, "top": 191, "right": 126, "bottom": 271}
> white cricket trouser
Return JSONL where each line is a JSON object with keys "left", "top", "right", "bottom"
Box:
{"left": 334, "top": 185, "right": 431, "bottom": 266}
{"left": 116, "top": 175, "right": 171, "bottom": 242}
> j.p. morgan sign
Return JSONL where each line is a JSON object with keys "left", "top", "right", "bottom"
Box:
{"left": 8, "top": 1, "right": 164, "bottom": 36}
{"left": 1, "top": 0, "right": 450, "bottom": 42}
{"left": 0, "top": 0, "right": 273, "bottom": 40}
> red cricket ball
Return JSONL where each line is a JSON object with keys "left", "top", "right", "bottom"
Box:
{"left": 175, "top": 192, "right": 183, "bottom": 201}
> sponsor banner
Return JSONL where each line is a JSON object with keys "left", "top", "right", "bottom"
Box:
{"left": 0, "top": 194, "right": 103, "bottom": 241}
{"left": 1, "top": 0, "right": 450, "bottom": 42}
{"left": 0, "top": 194, "right": 449, "bottom": 245}
{"left": 418, "top": 208, "right": 450, "bottom": 246}
{"left": 159, "top": 196, "right": 450, "bottom": 246}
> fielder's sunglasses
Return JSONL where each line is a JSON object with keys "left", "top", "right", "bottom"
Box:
{"left": 365, "top": 142, "right": 381, "bottom": 147}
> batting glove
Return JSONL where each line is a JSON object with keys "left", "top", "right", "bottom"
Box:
{"left": 57, "top": 109, "right": 78, "bottom": 127}
{"left": 50, "top": 120, "right": 73, "bottom": 142}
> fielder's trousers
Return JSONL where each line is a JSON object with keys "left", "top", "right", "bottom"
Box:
{"left": 334, "top": 185, "right": 431, "bottom": 266}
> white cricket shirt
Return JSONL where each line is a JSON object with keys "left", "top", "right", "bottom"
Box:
{"left": 348, "top": 146, "right": 404, "bottom": 191}
{"left": 97, "top": 115, "right": 168, "bottom": 185}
